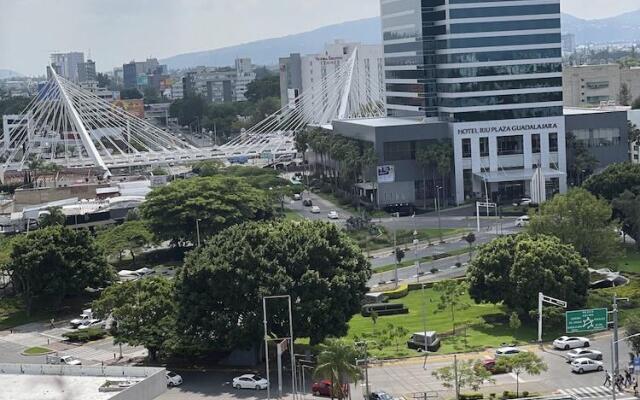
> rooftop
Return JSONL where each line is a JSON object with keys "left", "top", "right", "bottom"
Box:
{"left": 1, "top": 374, "right": 129, "bottom": 400}
{"left": 337, "top": 117, "right": 432, "bottom": 127}
{"left": 564, "top": 106, "right": 631, "bottom": 115}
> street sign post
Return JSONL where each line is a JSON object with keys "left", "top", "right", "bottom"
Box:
{"left": 566, "top": 308, "right": 608, "bottom": 333}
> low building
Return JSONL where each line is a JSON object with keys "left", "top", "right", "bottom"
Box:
{"left": 0, "top": 363, "right": 166, "bottom": 400}
{"left": 563, "top": 64, "right": 640, "bottom": 107}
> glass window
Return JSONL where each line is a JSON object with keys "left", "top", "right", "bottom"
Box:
{"left": 450, "top": 106, "right": 563, "bottom": 122}
{"left": 437, "top": 63, "right": 562, "bottom": 79}
{"left": 436, "top": 48, "right": 561, "bottom": 64}
{"left": 451, "top": 18, "right": 559, "bottom": 34}
{"left": 383, "top": 28, "right": 419, "bottom": 41}
{"left": 438, "top": 78, "right": 562, "bottom": 93}
{"left": 384, "top": 42, "right": 420, "bottom": 53}
{"left": 462, "top": 138, "right": 471, "bottom": 158}
{"left": 570, "top": 128, "right": 621, "bottom": 148}
{"left": 386, "top": 96, "right": 428, "bottom": 108}
{"left": 438, "top": 34, "right": 562, "bottom": 50}
{"left": 386, "top": 83, "right": 425, "bottom": 93}
{"left": 449, "top": 4, "right": 560, "bottom": 19}
{"left": 439, "top": 91, "right": 562, "bottom": 108}
{"left": 385, "top": 70, "right": 422, "bottom": 80}
{"left": 549, "top": 133, "right": 558, "bottom": 152}
{"left": 385, "top": 56, "right": 419, "bottom": 67}
{"left": 586, "top": 96, "right": 610, "bottom": 104}
{"left": 384, "top": 141, "right": 416, "bottom": 161}
{"left": 532, "top": 134, "right": 541, "bottom": 153}
{"left": 497, "top": 135, "right": 524, "bottom": 156}
{"left": 480, "top": 137, "right": 489, "bottom": 157}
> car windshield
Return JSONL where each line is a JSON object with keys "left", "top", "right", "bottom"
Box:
{"left": 167, "top": 372, "right": 176, "bottom": 377}
{"left": 379, "top": 394, "right": 393, "bottom": 400}
{"left": 252, "top": 374, "right": 263, "bottom": 380}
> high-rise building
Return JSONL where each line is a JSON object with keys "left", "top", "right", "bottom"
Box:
{"left": 49, "top": 52, "right": 85, "bottom": 81}
{"left": 180, "top": 58, "right": 256, "bottom": 103}
{"left": 234, "top": 58, "right": 256, "bottom": 102}
{"left": 123, "top": 62, "right": 138, "bottom": 89}
{"left": 279, "top": 41, "right": 384, "bottom": 119}
{"left": 77, "top": 59, "right": 97, "bottom": 83}
{"left": 562, "top": 33, "right": 576, "bottom": 54}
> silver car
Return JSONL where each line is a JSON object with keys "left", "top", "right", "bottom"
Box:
{"left": 571, "top": 357, "right": 603, "bottom": 374}
{"left": 566, "top": 348, "right": 603, "bottom": 362}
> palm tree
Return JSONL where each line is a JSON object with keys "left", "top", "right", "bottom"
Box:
{"left": 434, "top": 141, "right": 453, "bottom": 205}
{"left": 314, "top": 338, "right": 362, "bottom": 400}
{"left": 416, "top": 144, "right": 435, "bottom": 209}
{"left": 39, "top": 206, "right": 66, "bottom": 227}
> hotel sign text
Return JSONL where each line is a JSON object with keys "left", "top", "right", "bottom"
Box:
{"left": 457, "top": 122, "right": 558, "bottom": 135}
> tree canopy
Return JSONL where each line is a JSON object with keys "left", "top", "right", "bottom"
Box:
{"left": 244, "top": 74, "right": 279, "bottom": 103}
{"left": 38, "top": 207, "right": 66, "bottom": 227}
{"left": 527, "top": 188, "right": 619, "bottom": 265}
{"left": 139, "top": 175, "right": 275, "bottom": 245}
{"left": 6, "top": 226, "right": 113, "bottom": 315}
{"left": 467, "top": 234, "right": 589, "bottom": 315}
{"left": 174, "top": 220, "right": 371, "bottom": 352}
{"left": 96, "top": 220, "right": 154, "bottom": 263}
{"left": 583, "top": 162, "right": 640, "bottom": 201}
{"left": 93, "top": 277, "right": 175, "bottom": 361}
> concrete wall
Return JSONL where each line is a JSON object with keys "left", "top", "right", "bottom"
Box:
{"left": 113, "top": 368, "right": 166, "bottom": 400}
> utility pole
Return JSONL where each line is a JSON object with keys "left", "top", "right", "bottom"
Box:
{"left": 436, "top": 186, "right": 443, "bottom": 242}
{"left": 538, "top": 292, "right": 567, "bottom": 343}
{"left": 610, "top": 293, "right": 629, "bottom": 400}
{"left": 422, "top": 283, "right": 429, "bottom": 369}
{"left": 393, "top": 212, "right": 399, "bottom": 287}
{"left": 195, "top": 218, "right": 202, "bottom": 247}
{"left": 453, "top": 354, "right": 460, "bottom": 400}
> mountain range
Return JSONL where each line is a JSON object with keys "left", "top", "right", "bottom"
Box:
{"left": 161, "top": 9, "right": 640, "bottom": 70}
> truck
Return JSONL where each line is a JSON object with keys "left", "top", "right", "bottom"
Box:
{"left": 70, "top": 309, "right": 93, "bottom": 328}
{"left": 407, "top": 331, "right": 441, "bottom": 352}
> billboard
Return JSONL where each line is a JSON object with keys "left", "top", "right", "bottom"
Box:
{"left": 377, "top": 165, "right": 395, "bottom": 183}
{"left": 111, "top": 99, "right": 145, "bottom": 119}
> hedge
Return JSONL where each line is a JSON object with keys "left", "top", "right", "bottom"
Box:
{"left": 63, "top": 328, "right": 107, "bottom": 343}
{"left": 460, "top": 393, "right": 484, "bottom": 400}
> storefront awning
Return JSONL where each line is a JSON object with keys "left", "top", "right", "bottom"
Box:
{"left": 474, "top": 168, "right": 564, "bottom": 183}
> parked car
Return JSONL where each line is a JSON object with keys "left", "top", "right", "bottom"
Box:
{"left": 327, "top": 211, "right": 339, "bottom": 219}
{"left": 303, "top": 199, "right": 313, "bottom": 207}
{"left": 135, "top": 267, "right": 155, "bottom": 276}
{"left": 293, "top": 193, "right": 302, "bottom": 200}
{"left": 312, "top": 379, "right": 349, "bottom": 397}
{"left": 310, "top": 206, "right": 321, "bottom": 214}
{"left": 571, "top": 357, "right": 603, "bottom": 374}
{"left": 370, "top": 391, "right": 394, "bottom": 400}
{"left": 495, "top": 346, "right": 526, "bottom": 358}
{"left": 512, "top": 198, "right": 532, "bottom": 207}
{"left": 553, "top": 336, "right": 590, "bottom": 350}
{"left": 46, "top": 355, "right": 82, "bottom": 366}
{"left": 515, "top": 215, "right": 530, "bottom": 227}
{"left": 480, "top": 358, "right": 509, "bottom": 374}
{"left": 70, "top": 309, "right": 93, "bottom": 328}
{"left": 78, "top": 319, "right": 104, "bottom": 330}
{"left": 166, "top": 371, "right": 183, "bottom": 387}
{"left": 566, "top": 348, "right": 603, "bottom": 362}
{"left": 232, "top": 374, "right": 268, "bottom": 390}
{"left": 407, "top": 331, "right": 441, "bottom": 352}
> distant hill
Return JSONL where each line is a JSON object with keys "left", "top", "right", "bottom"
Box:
{"left": 0, "top": 69, "right": 22, "bottom": 79}
{"left": 161, "top": 10, "right": 640, "bottom": 70}
{"left": 161, "top": 17, "right": 381, "bottom": 70}
{"left": 562, "top": 9, "right": 640, "bottom": 45}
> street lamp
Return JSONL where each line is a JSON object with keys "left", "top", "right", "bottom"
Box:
{"left": 436, "top": 186, "right": 443, "bottom": 243}
{"left": 195, "top": 218, "right": 202, "bottom": 247}
{"left": 262, "top": 295, "right": 297, "bottom": 400}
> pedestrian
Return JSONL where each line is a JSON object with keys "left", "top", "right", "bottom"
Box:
{"left": 49, "top": 318, "right": 54, "bottom": 329}
{"left": 604, "top": 370, "right": 612, "bottom": 387}
{"left": 625, "top": 369, "right": 632, "bottom": 387}
{"left": 616, "top": 374, "right": 624, "bottom": 392}
{"left": 634, "top": 377, "right": 638, "bottom": 396}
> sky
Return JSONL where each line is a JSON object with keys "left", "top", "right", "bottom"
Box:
{"left": 1, "top": 0, "right": 639, "bottom": 76}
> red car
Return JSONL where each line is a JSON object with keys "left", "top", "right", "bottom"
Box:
{"left": 312, "top": 380, "right": 349, "bottom": 397}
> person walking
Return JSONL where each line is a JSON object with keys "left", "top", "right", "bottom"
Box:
{"left": 625, "top": 369, "right": 632, "bottom": 387}
{"left": 604, "top": 370, "right": 612, "bottom": 387}
{"left": 633, "top": 377, "right": 638, "bottom": 396}
{"left": 616, "top": 374, "right": 624, "bottom": 392}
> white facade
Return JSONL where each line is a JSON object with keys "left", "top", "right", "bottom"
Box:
{"left": 234, "top": 58, "right": 255, "bottom": 102}
{"left": 50, "top": 52, "right": 85, "bottom": 82}
{"left": 281, "top": 41, "right": 384, "bottom": 120}
{"left": 453, "top": 116, "right": 567, "bottom": 204}
{"left": 564, "top": 64, "right": 640, "bottom": 107}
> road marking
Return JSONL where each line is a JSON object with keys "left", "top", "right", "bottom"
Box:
{"left": 558, "top": 386, "right": 635, "bottom": 400}
{"left": 508, "top": 372, "right": 526, "bottom": 383}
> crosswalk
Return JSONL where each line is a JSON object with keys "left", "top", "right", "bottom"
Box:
{"left": 558, "top": 385, "right": 636, "bottom": 400}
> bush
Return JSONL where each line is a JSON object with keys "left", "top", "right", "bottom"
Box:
{"left": 501, "top": 391, "right": 518, "bottom": 399}
{"left": 430, "top": 268, "right": 439, "bottom": 274}
{"left": 460, "top": 393, "right": 483, "bottom": 400}
{"left": 432, "top": 253, "right": 451, "bottom": 260}
{"left": 522, "top": 392, "right": 529, "bottom": 398}
{"left": 63, "top": 328, "right": 107, "bottom": 343}
{"left": 382, "top": 285, "right": 409, "bottom": 299}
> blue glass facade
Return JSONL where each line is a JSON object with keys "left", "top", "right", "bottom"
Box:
{"left": 381, "top": 0, "right": 563, "bottom": 121}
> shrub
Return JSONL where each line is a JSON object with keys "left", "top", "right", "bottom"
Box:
{"left": 460, "top": 393, "right": 483, "bottom": 400}
{"left": 382, "top": 285, "right": 409, "bottom": 299}
{"left": 432, "top": 253, "right": 451, "bottom": 260}
{"left": 522, "top": 392, "right": 529, "bottom": 398}
{"left": 430, "top": 268, "right": 439, "bottom": 274}
{"left": 489, "top": 394, "right": 496, "bottom": 399}
{"left": 63, "top": 328, "right": 107, "bottom": 343}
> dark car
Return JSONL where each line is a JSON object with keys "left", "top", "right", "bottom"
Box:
{"left": 370, "top": 391, "right": 394, "bottom": 400}
{"left": 303, "top": 199, "right": 313, "bottom": 207}
{"left": 312, "top": 380, "right": 349, "bottom": 397}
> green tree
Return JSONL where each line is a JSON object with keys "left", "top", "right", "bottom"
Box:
{"left": 566, "top": 132, "right": 598, "bottom": 186}
{"left": 244, "top": 74, "right": 280, "bottom": 103}
{"left": 169, "top": 95, "right": 207, "bottom": 126}
{"left": 527, "top": 188, "right": 619, "bottom": 265}
{"left": 140, "top": 176, "right": 274, "bottom": 245}
{"left": 7, "top": 226, "right": 113, "bottom": 315}
{"left": 509, "top": 311, "right": 522, "bottom": 331}
{"left": 624, "top": 314, "right": 640, "bottom": 355}
{"left": 174, "top": 220, "right": 370, "bottom": 351}
{"left": 467, "top": 234, "right": 589, "bottom": 315}
{"left": 92, "top": 277, "right": 175, "bottom": 362}
{"left": 96, "top": 221, "right": 154, "bottom": 263}
{"left": 192, "top": 160, "right": 223, "bottom": 176}
{"left": 584, "top": 162, "right": 640, "bottom": 201}
{"left": 632, "top": 96, "right": 640, "bottom": 110}
{"left": 496, "top": 352, "right": 547, "bottom": 397}
{"left": 612, "top": 190, "right": 640, "bottom": 249}
{"left": 143, "top": 86, "right": 162, "bottom": 104}
{"left": 463, "top": 232, "right": 476, "bottom": 255}
{"left": 433, "top": 280, "right": 470, "bottom": 332}
{"left": 382, "top": 323, "right": 410, "bottom": 352}
{"left": 314, "top": 338, "right": 362, "bottom": 400}
{"left": 432, "top": 359, "right": 495, "bottom": 396}
{"left": 618, "top": 83, "right": 632, "bottom": 106}
{"left": 628, "top": 121, "right": 640, "bottom": 146}
{"left": 38, "top": 207, "right": 65, "bottom": 227}
{"left": 96, "top": 73, "right": 111, "bottom": 89}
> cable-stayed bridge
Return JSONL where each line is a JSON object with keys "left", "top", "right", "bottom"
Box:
{"left": 1, "top": 48, "right": 384, "bottom": 181}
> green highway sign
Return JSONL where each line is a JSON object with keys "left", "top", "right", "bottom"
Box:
{"left": 566, "top": 308, "right": 608, "bottom": 333}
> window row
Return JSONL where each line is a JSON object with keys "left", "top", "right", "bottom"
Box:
{"left": 437, "top": 77, "right": 562, "bottom": 93}
{"left": 461, "top": 133, "right": 546, "bottom": 158}
{"left": 449, "top": 4, "right": 560, "bottom": 19}
{"left": 449, "top": 106, "right": 563, "bottom": 122}
{"left": 437, "top": 62, "right": 562, "bottom": 78}
{"left": 437, "top": 33, "right": 561, "bottom": 50}
{"left": 571, "top": 128, "right": 621, "bottom": 148}
{"left": 450, "top": 18, "right": 559, "bottom": 34}
{"left": 439, "top": 91, "right": 562, "bottom": 107}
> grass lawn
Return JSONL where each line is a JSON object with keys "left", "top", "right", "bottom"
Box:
{"left": 346, "top": 287, "right": 560, "bottom": 358}
{"left": 348, "top": 227, "right": 468, "bottom": 252}
{"left": 0, "top": 298, "right": 50, "bottom": 331}
{"left": 23, "top": 346, "right": 52, "bottom": 355}
{"left": 282, "top": 209, "right": 304, "bottom": 221}
{"left": 614, "top": 244, "right": 640, "bottom": 273}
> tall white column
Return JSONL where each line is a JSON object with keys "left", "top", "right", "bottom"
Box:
{"left": 523, "top": 133, "right": 533, "bottom": 170}
{"left": 454, "top": 136, "right": 465, "bottom": 205}
{"left": 489, "top": 136, "right": 498, "bottom": 171}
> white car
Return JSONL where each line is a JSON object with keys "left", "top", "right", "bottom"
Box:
{"left": 135, "top": 267, "right": 155, "bottom": 276}
{"left": 166, "top": 371, "right": 183, "bottom": 387}
{"left": 566, "top": 348, "right": 603, "bottom": 362}
{"left": 293, "top": 193, "right": 302, "bottom": 201}
{"left": 78, "top": 319, "right": 104, "bottom": 330}
{"left": 70, "top": 309, "right": 93, "bottom": 328}
{"left": 327, "top": 211, "right": 339, "bottom": 219}
{"left": 553, "top": 336, "right": 590, "bottom": 350}
{"left": 513, "top": 198, "right": 532, "bottom": 207}
{"left": 571, "top": 357, "right": 603, "bottom": 374}
{"left": 232, "top": 374, "right": 269, "bottom": 390}
{"left": 310, "top": 206, "right": 321, "bottom": 214}
{"left": 515, "top": 215, "right": 530, "bottom": 227}
{"left": 59, "top": 355, "right": 82, "bottom": 366}
{"left": 495, "top": 346, "right": 526, "bottom": 358}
